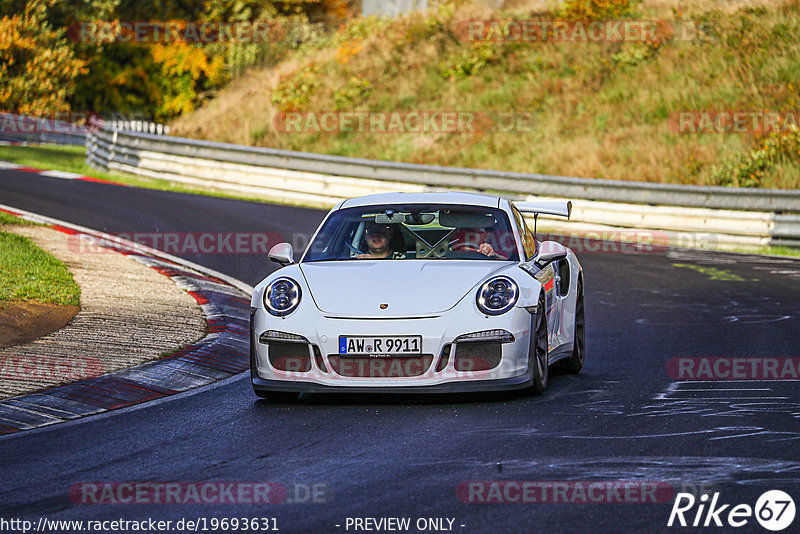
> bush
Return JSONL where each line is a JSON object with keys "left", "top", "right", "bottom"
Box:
{"left": 559, "top": 0, "right": 643, "bottom": 20}
{"left": 335, "top": 37, "right": 363, "bottom": 64}
{"left": 333, "top": 77, "right": 372, "bottom": 109}
{"left": 271, "top": 64, "right": 320, "bottom": 111}
{"left": 712, "top": 127, "right": 800, "bottom": 187}
{"left": 611, "top": 42, "right": 660, "bottom": 68}
{"left": 439, "top": 42, "right": 497, "bottom": 79}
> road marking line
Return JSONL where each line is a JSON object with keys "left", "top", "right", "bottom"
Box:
{"left": 39, "top": 170, "right": 84, "bottom": 179}
{"left": 675, "top": 388, "right": 772, "bottom": 391}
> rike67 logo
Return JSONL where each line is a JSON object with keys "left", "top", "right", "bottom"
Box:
{"left": 668, "top": 490, "right": 795, "bottom": 531}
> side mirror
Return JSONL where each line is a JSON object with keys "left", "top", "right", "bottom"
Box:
{"left": 533, "top": 241, "right": 568, "bottom": 268}
{"left": 268, "top": 243, "right": 294, "bottom": 266}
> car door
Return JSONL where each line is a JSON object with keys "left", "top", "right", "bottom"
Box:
{"left": 550, "top": 256, "right": 572, "bottom": 349}
{"left": 512, "top": 205, "right": 561, "bottom": 352}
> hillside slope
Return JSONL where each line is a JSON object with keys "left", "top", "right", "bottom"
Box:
{"left": 172, "top": 0, "right": 800, "bottom": 189}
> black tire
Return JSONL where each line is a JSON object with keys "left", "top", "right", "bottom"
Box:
{"left": 528, "top": 294, "right": 549, "bottom": 395}
{"left": 555, "top": 278, "right": 585, "bottom": 374}
{"left": 254, "top": 390, "right": 300, "bottom": 402}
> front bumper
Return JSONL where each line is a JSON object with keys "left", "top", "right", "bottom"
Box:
{"left": 249, "top": 303, "right": 536, "bottom": 393}
{"left": 251, "top": 373, "right": 533, "bottom": 394}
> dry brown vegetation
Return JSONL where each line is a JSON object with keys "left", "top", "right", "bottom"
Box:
{"left": 173, "top": 0, "right": 800, "bottom": 188}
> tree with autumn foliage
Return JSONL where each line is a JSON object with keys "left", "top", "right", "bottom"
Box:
{"left": 0, "top": 0, "right": 87, "bottom": 114}
{"left": 151, "top": 41, "right": 227, "bottom": 118}
{"left": 2, "top": 0, "right": 357, "bottom": 121}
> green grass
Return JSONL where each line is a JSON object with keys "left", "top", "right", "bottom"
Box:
{"left": 0, "top": 144, "right": 90, "bottom": 176}
{"left": 0, "top": 211, "right": 38, "bottom": 226}
{"left": 0, "top": 230, "right": 81, "bottom": 307}
{"left": 729, "top": 245, "right": 800, "bottom": 258}
{"left": 0, "top": 144, "right": 174, "bottom": 187}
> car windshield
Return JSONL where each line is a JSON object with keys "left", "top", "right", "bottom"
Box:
{"left": 302, "top": 204, "right": 520, "bottom": 262}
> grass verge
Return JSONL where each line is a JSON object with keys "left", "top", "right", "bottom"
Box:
{"left": 0, "top": 211, "right": 38, "bottom": 226}
{"left": 0, "top": 226, "right": 81, "bottom": 307}
{"left": 0, "top": 144, "right": 322, "bottom": 209}
{"left": 729, "top": 245, "right": 800, "bottom": 258}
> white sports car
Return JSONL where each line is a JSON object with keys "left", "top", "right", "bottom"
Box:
{"left": 250, "top": 192, "right": 585, "bottom": 399}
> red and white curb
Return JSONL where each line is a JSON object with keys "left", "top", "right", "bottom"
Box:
{"left": 0, "top": 159, "right": 119, "bottom": 185}
{"left": 0, "top": 204, "right": 254, "bottom": 436}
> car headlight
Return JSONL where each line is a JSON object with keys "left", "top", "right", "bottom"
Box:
{"left": 263, "top": 277, "right": 301, "bottom": 316}
{"left": 476, "top": 276, "right": 519, "bottom": 316}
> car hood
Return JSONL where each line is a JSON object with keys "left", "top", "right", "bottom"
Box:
{"left": 299, "top": 261, "right": 511, "bottom": 317}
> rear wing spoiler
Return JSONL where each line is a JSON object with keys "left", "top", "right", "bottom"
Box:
{"left": 514, "top": 201, "right": 572, "bottom": 219}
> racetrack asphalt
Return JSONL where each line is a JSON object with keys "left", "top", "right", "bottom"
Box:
{"left": 1, "top": 169, "right": 800, "bottom": 533}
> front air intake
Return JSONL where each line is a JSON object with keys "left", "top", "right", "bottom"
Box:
{"left": 454, "top": 341, "right": 501, "bottom": 371}
{"left": 268, "top": 342, "right": 312, "bottom": 372}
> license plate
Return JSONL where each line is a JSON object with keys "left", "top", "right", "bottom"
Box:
{"left": 338, "top": 336, "right": 422, "bottom": 355}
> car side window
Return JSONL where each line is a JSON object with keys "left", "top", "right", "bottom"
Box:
{"left": 511, "top": 206, "right": 537, "bottom": 260}
{"left": 557, "top": 256, "right": 570, "bottom": 297}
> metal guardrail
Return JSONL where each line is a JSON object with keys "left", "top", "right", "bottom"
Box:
{"left": 0, "top": 114, "right": 169, "bottom": 146}
{"left": 90, "top": 128, "right": 800, "bottom": 212}
{"left": 0, "top": 113, "right": 87, "bottom": 146}
{"left": 86, "top": 127, "right": 800, "bottom": 248}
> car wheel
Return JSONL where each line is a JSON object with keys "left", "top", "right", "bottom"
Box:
{"left": 254, "top": 390, "right": 299, "bottom": 402}
{"left": 555, "top": 278, "right": 585, "bottom": 374}
{"left": 528, "top": 294, "right": 549, "bottom": 395}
